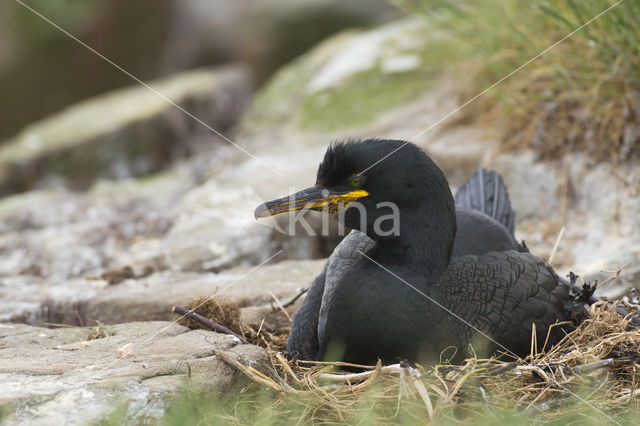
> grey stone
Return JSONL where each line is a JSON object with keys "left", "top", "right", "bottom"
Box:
{"left": 1, "top": 259, "right": 324, "bottom": 326}
{"left": 0, "top": 170, "right": 193, "bottom": 282}
{"left": 0, "top": 65, "right": 252, "bottom": 196}
{"left": 81, "top": 259, "right": 323, "bottom": 325}
{"left": 0, "top": 322, "right": 271, "bottom": 425}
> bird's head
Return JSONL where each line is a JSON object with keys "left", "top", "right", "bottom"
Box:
{"left": 254, "top": 138, "right": 454, "bottom": 240}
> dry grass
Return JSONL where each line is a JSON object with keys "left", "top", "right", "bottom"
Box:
{"left": 177, "top": 296, "right": 243, "bottom": 334}
{"left": 402, "top": 0, "right": 640, "bottom": 164}
{"left": 170, "top": 292, "right": 640, "bottom": 424}
{"left": 479, "top": 74, "right": 639, "bottom": 165}
{"left": 175, "top": 296, "right": 290, "bottom": 352}
{"left": 212, "top": 301, "right": 640, "bottom": 424}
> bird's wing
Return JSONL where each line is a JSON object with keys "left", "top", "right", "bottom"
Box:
{"left": 323, "top": 230, "right": 376, "bottom": 312}
{"left": 454, "top": 168, "right": 516, "bottom": 236}
{"left": 287, "top": 230, "right": 375, "bottom": 359}
{"left": 435, "top": 250, "right": 571, "bottom": 357}
{"left": 286, "top": 262, "right": 327, "bottom": 359}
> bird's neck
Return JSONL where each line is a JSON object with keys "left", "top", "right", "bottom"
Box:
{"left": 374, "top": 202, "right": 456, "bottom": 281}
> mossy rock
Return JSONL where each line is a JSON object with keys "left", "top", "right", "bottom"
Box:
{"left": 242, "top": 17, "right": 460, "bottom": 136}
{"left": 0, "top": 65, "right": 251, "bottom": 197}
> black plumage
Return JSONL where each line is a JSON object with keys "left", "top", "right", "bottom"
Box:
{"left": 455, "top": 167, "right": 516, "bottom": 235}
{"left": 255, "top": 138, "right": 585, "bottom": 365}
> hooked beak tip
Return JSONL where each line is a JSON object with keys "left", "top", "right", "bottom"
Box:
{"left": 254, "top": 203, "right": 271, "bottom": 219}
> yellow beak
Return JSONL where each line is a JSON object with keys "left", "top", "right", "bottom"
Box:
{"left": 254, "top": 186, "right": 369, "bottom": 218}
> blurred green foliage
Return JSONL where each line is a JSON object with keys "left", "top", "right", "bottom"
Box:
{"left": 397, "top": 0, "right": 639, "bottom": 89}
{"left": 148, "top": 381, "right": 640, "bottom": 425}
{"left": 15, "top": 0, "right": 100, "bottom": 36}
{"left": 394, "top": 0, "right": 640, "bottom": 161}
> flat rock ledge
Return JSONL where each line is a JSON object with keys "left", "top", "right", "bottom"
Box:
{"left": 0, "top": 321, "right": 270, "bottom": 425}
{"left": 1, "top": 259, "right": 325, "bottom": 326}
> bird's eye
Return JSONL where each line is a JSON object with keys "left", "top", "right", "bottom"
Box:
{"left": 350, "top": 176, "right": 363, "bottom": 188}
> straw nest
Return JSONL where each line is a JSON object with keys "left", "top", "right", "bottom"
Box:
{"left": 175, "top": 290, "right": 640, "bottom": 423}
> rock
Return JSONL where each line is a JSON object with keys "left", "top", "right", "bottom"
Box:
{"left": 490, "top": 151, "right": 640, "bottom": 282}
{"left": 0, "top": 143, "right": 330, "bottom": 288}
{"left": 0, "top": 169, "right": 194, "bottom": 282}
{"left": 151, "top": 162, "right": 343, "bottom": 272}
{"left": 0, "top": 65, "right": 252, "bottom": 196}
{"left": 81, "top": 259, "right": 323, "bottom": 325}
{"left": 240, "top": 16, "right": 454, "bottom": 140}
{"left": 1, "top": 259, "right": 324, "bottom": 326}
{"left": 0, "top": 321, "right": 271, "bottom": 425}
{"left": 241, "top": 305, "right": 291, "bottom": 333}
{"left": 187, "top": 344, "right": 272, "bottom": 392}
{"left": 0, "top": 0, "right": 397, "bottom": 143}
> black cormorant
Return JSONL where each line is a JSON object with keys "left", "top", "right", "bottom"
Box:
{"left": 254, "top": 139, "right": 584, "bottom": 365}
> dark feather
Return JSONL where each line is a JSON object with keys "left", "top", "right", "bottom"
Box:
{"left": 455, "top": 168, "right": 516, "bottom": 236}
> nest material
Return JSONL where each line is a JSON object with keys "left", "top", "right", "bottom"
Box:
{"left": 177, "top": 296, "right": 242, "bottom": 333}
{"left": 173, "top": 291, "right": 640, "bottom": 422}
{"left": 175, "top": 296, "right": 291, "bottom": 351}
{"left": 210, "top": 300, "right": 640, "bottom": 423}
